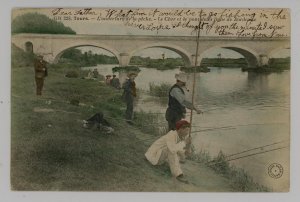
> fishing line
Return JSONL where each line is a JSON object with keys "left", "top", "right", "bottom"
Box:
{"left": 225, "top": 140, "right": 289, "bottom": 158}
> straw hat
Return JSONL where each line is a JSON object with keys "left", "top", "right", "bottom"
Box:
{"left": 175, "top": 73, "right": 188, "bottom": 83}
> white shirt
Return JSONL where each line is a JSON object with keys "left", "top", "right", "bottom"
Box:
{"left": 145, "top": 130, "right": 186, "bottom": 165}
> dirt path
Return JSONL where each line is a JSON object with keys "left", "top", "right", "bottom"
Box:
{"left": 132, "top": 126, "right": 232, "bottom": 191}
{"left": 180, "top": 160, "right": 232, "bottom": 191}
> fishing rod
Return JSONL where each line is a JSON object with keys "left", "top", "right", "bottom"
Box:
{"left": 225, "top": 140, "right": 289, "bottom": 158}
{"left": 191, "top": 126, "right": 236, "bottom": 134}
{"left": 188, "top": 10, "right": 203, "bottom": 138}
{"left": 184, "top": 10, "right": 205, "bottom": 155}
{"left": 227, "top": 146, "right": 288, "bottom": 162}
{"left": 141, "top": 107, "right": 221, "bottom": 115}
{"left": 207, "top": 146, "right": 289, "bottom": 166}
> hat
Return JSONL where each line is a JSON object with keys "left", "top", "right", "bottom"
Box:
{"left": 175, "top": 73, "right": 188, "bottom": 83}
{"left": 175, "top": 120, "right": 191, "bottom": 130}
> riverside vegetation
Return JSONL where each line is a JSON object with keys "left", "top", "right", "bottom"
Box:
{"left": 11, "top": 44, "right": 269, "bottom": 191}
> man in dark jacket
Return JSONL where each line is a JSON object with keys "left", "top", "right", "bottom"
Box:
{"left": 34, "top": 55, "right": 48, "bottom": 96}
{"left": 165, "top": 73, "right": 202, "bottom": 131}
{"left": 122, "top": 72, "right": 137, "bottom": 124}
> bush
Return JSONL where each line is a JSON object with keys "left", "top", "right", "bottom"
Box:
{"left": 209, "top": 150, "right": 231, "bottom": 175}
{"left": 11, "top": 44, "right": 35, "bottom": 68}
{"left": 149, "top": 82, "right": 171, "bottom": 97}
{"left": 112, "top": 66, "right": 141, "bottom": 73}
{"left": 65, "top": 71, "right": 79, "bottom": 78}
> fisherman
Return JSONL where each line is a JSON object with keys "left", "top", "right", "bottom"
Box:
{"left": 122, "top": 72, "right": 137, "bottom": 124}
{"left": 34, "top": 55, "right": 48, "bottom": 96}
{"left": 105, "top": 75, "right": 112, "bottom": 85}
{"left": 92, "top": 68, "right": 99, "bottom": 78}
{"left": 82, "top": 112, "right": 114, "bottom": 134}
{"left": 145, "top": 120, "right": 192, "bottom": 183}
{"left": 165, "top": 73, "right": 202, "bottom": 131}
{"left": 111, "top": 74, "right": 121, "bottom": 89}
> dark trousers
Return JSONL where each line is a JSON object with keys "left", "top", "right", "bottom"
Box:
{"left": 35, "top": 77, "right": 44, "bottom": 95}
{"left": 125, "top": 96, "right": 134, "bottom": 121}
{"left": 165, "top": 108, "right": 184, "bottom": 131}
{"left": 86, "top": 112, "right": 110, "bottom": 128}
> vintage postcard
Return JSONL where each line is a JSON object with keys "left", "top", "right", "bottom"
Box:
{"left": 11, "top": 7, "right": 290, "bottom": 192}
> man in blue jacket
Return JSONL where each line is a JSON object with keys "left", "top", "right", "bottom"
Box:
{"left": 122, "top": 72, "right": 137, "bottom": 124}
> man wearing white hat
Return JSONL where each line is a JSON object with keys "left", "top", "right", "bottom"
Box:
{"left": 165, "top": 73, "right": 202, "bottom": 131}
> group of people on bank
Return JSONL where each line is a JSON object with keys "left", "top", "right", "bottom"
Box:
{"left": 33, "top": 56, "right": 202, "bottom": 184}
{"left": 105, "top": 74, "right": 121, "bottom": 89}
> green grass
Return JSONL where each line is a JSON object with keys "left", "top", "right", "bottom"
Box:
{"left": 11, "top": 52, "right": 188, "bottom": 191}
{"left": 191, "top": 151, "right": 270, "bottom": 192}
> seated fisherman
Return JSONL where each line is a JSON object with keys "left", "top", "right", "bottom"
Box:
{"left": 82, "top": 112, "right": 114, "bottom": 134}
{"left": 145, "top": 120, "right": 192, "bottom": 183}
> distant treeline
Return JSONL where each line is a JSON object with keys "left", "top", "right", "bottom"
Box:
{"left": 12, "top": 13, "right": 76, "bottom": 34}
{"left": 201, "top": 58, "right": 290, "bottom": 69}
{"left": 268, "top": 57, "right": 290, "bottom": 69}
{"left": 130, "top": 56, "right": 184, "bottom": 70}
{"left": 200, "top": 58, "right": 248, "bottom": 68}
{"left": 60, "top": 48, "right": 118, "bottom": 67}
{"left": 11, "top": 44, "right": 35, "bottom": 68}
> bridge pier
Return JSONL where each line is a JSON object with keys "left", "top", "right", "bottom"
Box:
{"left": 119, "top": 53, "right": 130, "bottom": 66}
{"left": 191, "top": 54, "right": 201, "bottom": 66}
{"left": 258, "top": 54, "right": 269, "bottom": 67}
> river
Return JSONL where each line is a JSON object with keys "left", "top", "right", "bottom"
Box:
{"left": 85, "top": 64, "right": 290, "bottom": 191}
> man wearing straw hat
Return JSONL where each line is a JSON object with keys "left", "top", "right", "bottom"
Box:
{"left": 165, "top": 73, "right": 202, "bottom": 131}
{"left": 145, "top": 120, "right": 192, "bottom": 183}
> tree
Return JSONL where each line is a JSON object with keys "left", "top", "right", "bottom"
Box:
{"left": 12, "top": 13, "right": 76, "bottom": 34}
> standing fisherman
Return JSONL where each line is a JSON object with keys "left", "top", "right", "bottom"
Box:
{"left": 165, "top": 73, "right": 202, "bottom": 131}
{"left": 122, "top": 72, "right": 137, "bottom": 124}
{"left": 111, "top": 74, "right": 121, "bottom": 89}
{"left": 34, "top": 55, "right": 48, "bottom": 96}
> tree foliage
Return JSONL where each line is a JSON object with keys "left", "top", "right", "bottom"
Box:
{"left": 12, "top": 13, "right": 76, "bottom": 34}
{"left": 60, "top": 48, "right": 118, "bottom": 67}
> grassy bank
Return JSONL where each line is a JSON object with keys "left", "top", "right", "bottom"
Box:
{"left": 191, "top": 151, "right": 270, "bottom": 192}
{"left": 11, "top": 64, "right": 173, "bottom": 191}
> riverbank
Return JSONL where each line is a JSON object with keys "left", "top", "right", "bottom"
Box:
{"left": 11, "top": 65, "right": 230, "bottom": 191}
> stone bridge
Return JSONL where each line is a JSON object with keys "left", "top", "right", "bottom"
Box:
{"left": 12, "top": 33, "right": 290, "bottom": 68}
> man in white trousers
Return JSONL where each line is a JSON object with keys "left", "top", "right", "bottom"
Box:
{"left": 145, "top": 120, "right": 192, "bottom": 183}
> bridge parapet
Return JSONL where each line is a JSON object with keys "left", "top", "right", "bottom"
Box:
{"left": 11, "top": 33, "right": 290, "bottom": 68}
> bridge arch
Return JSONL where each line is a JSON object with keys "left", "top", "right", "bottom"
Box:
{"left": 129, "top": 43, "right": 192, "bottom": 66}
{"left": 199, "top": 44, "right": 260, "bottom": 68}
{"left": 53, "top": 43, "right": 120, "bottom": 64}
{"left": 25, "top": 41, "right": 33, "bottom": 53}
